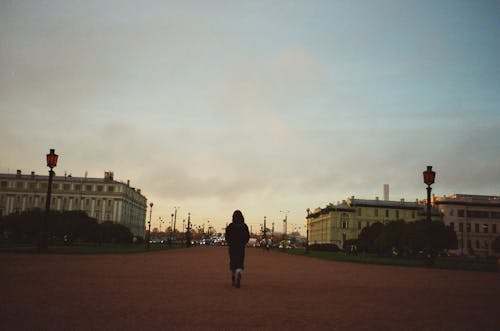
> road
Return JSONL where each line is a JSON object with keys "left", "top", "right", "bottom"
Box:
{"left": 1, "top": 246, "right": 499, "bottom": 330}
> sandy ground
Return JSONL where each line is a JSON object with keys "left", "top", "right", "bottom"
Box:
{"left": 1, "top": 246, "right": 499, "bottom": 331}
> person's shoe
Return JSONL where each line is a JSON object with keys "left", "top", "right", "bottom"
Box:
{"left": 236, "top": 272, "right": 241, "bottom": 288}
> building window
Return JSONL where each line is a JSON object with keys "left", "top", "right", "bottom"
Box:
{"left": 16, "top": 182, "right": 24, "bottom": 189}
{"left": 396, "top": 210, "right": 400, "bottom": 220}
{"left": 458, "top": 210, "right": 464, "bottom": 217}
{"left": 97, "top": 185, "right": 103, "bottom": 192}
{"left": 493, "top": 224, "right": 497, "bottom": 233}
{"left": 86, "top": 185, "right": 92, "bottom": 191}
{"left": 385, "top": 210, "right": 389, "bottom": 218}
{"left": 358, "top": 221, "right": 361, "bottom": 230}
{"left": 449, "top": 209, "right": 454, "bottom": 216}
{"left": 0, "top": 181, "right": 7, "bottom": 188}
{"left": 483, "top": 224, "right": 488, "bottom": 233}
{"left": 63, "top": 184, "right": 70, "bottom": 190}
{"left": 468, "top": 210, "right": 489, "bottom": 219}
{"left": 108, "top": 186, "right": 115, "bottom": 192}
{"left": 357, "top": 208, "right": 361, "bottom": 216}
{"left": 449, "top": 222, "right": 454, "bottom": 231}
{"left": 474, "top": 224, "right": 479, "bottom": 233}
{"left": 466, "top": 223, "right": 471, "bottom": 233}
{"left": 74, "top": 184, "right": 81, "bottom": 191}
{"left": 412, "top": 211, "right": 415, "bottom": 218}
{"left": 28, "top": 182, "right": 36, "bottom": 189}
{"left": 476, "top": 240, "right": 480, "bottom": 249}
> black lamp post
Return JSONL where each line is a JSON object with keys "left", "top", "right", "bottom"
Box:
{"left": 147, "top": 202, "right": 153, "bottom": 250}
{"left": 40, "top": 149, "right": 58, "bottom": 251}
{"left": 185, "top": 212, "right": 192, "bottom": 247}
{"left": 422, "top": 166, "right": 436, "bottom": 222}
{"left": 306, "top": 208, "right": 310, "bottom": 253}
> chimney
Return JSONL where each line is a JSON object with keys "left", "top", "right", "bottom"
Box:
{"left": 400, "top": 198, "right": 405, "bottom": 204}
{"left": 16, "top": 169, "right": 22, "bottom": 177}
{"left": 127, "top": 180, "right": 130, "bottom": 186}
{"left": 383, "top": 184, "right": 389, "bottom": 201}
{"left": 31, "top": 171, "right": 35, "bottom": 179}
{"left": 375, "top": 196, "right": 379, "bottom": 201}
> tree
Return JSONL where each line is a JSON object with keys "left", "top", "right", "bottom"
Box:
{"left": 358, "top": 222, "right": 384, "bottom": 253}
{"left": 374, "top": 221, "right": 406, "bottom": 256}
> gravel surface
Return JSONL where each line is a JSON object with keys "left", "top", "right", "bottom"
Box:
{"left": 1, "top": 246, "right": 499, "bottom": 330}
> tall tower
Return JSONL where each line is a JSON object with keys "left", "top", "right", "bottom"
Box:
{"left": 383, "top": 184, "right": 389, "bottom": 201}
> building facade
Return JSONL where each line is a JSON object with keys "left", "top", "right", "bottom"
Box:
{"left": 307, "top": 196, "right": 427, "bottom": 247}
{"left": 434, "top": 194, "right": 500, "bottom": 256}
{"left": 0, "top": 170, "right": 147, "bottom": 237}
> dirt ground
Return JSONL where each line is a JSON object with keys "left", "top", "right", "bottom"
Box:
{"left": 1, "top": 246, "right": 499, "bottom": 331}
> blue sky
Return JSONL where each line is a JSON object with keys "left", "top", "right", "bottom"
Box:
{"left": 1, "top": 0, "right": 499, "bottom": 233}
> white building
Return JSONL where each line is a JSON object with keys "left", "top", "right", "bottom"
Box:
{"left": 0, "top": 170, "right": 147, "bottom": 237}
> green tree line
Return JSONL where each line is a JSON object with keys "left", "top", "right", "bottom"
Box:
{"left": 0, "top": 209, "right": 134, "bottom": 244}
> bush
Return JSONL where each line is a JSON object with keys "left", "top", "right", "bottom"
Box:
{"left": 308, "top": 243, "right": 341, "bottom": 252}
{"left": 1, "top": 210, "right": 133, "bottom": 245}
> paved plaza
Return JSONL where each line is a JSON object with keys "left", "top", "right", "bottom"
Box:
{"left": 1, "top": 246, "right": 499, "bottom": 330}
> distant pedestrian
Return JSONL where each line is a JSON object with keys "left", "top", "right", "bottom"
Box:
{"left": 225, "top": 210, "right": 250, "bottom": 288}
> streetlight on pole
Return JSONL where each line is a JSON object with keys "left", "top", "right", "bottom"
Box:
{"left": 186, "top": 212, "right": 192, "bottom": 247}
{"left": 40, "top": 148, "right": 58, "bottom": 251}
{"left": 159, "top": 217, "right": 164, "bottom": 239}
{"left": 423, "top": 166, "right": 436, "bottom": 222}
{"left": 173, "top": 206, "right": 180, "bottom": 241}
{"left": 306, "top": 208, "right": 311, "bottom": 253}
{"left": 147, "top": 202, "right": 153, "bottom": 250}
{"left": 280, "top": 210, "right": 289, "bottom": 241}
{"left": 422, "top": 166, "right": 436, "bottom": 264}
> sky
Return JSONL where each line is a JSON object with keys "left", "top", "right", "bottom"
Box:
{"left": 1, "top": 0, "right": 499, "bottom": 234}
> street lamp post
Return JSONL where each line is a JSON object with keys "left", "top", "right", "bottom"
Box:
{"left": 173, "top": 206, "right": 180, "bottom": 241}
{"left": 147, "top": 202, "right": 153, "bottom": 250}
{"left": 306, "top": 208, "right": 311, "bottom": 253}
{"left": 423, "top": 166, "right": 436, "bottom": 222}
{"left": 422, "top": 166, "right": 436, "bottom": 265}
{"left": 186, "top": 212, "right": 192, "bottom": 247}
{"left": 280, "top": 210, "right": 289, "bottom": 242}
{"left": 40, "top": 149, "right": 58, "bottom": 251}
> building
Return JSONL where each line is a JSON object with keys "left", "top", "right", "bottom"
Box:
{"left": 434, "top": 194, "right": 500, "bottom": 256}
{"left": 306, "top": 196, "right": 429, "bottom": 247}
{"left": 0, "top": 170, "right": 147, "bottom": 237}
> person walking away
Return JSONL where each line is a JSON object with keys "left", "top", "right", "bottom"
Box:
{"left": 225, "top": 210, "right": 250, "bottom": 288}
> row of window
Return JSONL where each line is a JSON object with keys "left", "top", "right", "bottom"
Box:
{"left": 0, "top": 195, "right": 117, "bottom": 209}
{"left": 451, "top": 209, "right": 500, "bottom": 219}
{"left": 450, "top": 222, "right": 497, "bottom": 234}
{"left": 357, "top": 208, "right": 417, "bottom": 219}
{"left": 0, "top": 181, "right": 116, "bottom": 193}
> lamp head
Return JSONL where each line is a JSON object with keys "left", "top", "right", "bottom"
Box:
{"left": 46, "top": 149, "right": 58, "bottom": 168}
{"left": 423, "top": 165, "right": 436, "bottom": 185}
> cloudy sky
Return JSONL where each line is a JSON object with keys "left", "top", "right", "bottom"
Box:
{"left": 1, "top": 0, "right": 499, "bottom": 233}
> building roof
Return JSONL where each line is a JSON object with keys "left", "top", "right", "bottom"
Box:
{"left": 348, "top": 198, "right": 422, "bottom": 210}
{"left": 434, "top": 194, "right": 500, "bottom": 208}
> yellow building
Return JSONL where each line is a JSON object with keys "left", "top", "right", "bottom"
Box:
{"left": 307, "top": 196, "right": 426, "bottom": 247}
{"left": 0, "top": 170, "right": 147, "bottom": 237}
{"left": 434, "top": 194, "right": 500, "bottom": 256}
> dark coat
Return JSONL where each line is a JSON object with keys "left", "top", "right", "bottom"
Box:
{"left": 225, "top": 222, "right": 250, "bottom": 271}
